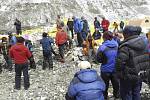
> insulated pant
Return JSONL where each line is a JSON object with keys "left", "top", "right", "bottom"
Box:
{"left": 101, "top": 72, "right": 120, "bottom": 99}
{"left": 69, "top": 28, "right": 74, "bottom": 39}
{"left": 58, "top": 43, "right": 65, "bottom": 59}
{"left": 65, "top": 93, "right": 76, "bottom": 100}
{"left": 0, "top": 64, "right": 2, "bottom": 73}
{"left": 120, "top": 79, "right": 141, "bottom": 100}
{"left": 15, "top": 63, "right": 30, "bottom": 89}
{"left": 76, "top": 32, "right": 83, "bottom": 47}
{"left": 3, "top": 55, "right": 12, "bottom": 70}
{"left": 29, "top": 55, "right": 36, "bottom": 69}
{"left": 16, "top": 29, "right": 22, "bottom": 35}
{"left": 43, "top": 51, "right": 53, "bottom": 70}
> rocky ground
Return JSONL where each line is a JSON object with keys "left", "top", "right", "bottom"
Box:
{"left": 0, "top": 33, "right": 150, "bottom": 100}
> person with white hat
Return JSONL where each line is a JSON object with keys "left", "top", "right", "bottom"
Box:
{"left": 66, "top": 61, "right": 105, "bottom": 100}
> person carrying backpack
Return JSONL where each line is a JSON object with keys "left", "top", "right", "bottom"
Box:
{"left": 116, "top": 26, "right": 150, "bottom": 100}
{"left": 96, "top": 31, "right": 120, "bottom": 99}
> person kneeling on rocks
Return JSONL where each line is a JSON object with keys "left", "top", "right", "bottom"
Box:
{"left": 40, "top": 32, "right": 54, "bottom": 70}
{"left": 66, "top": 61, "right": 105, "bottom": 100}
{"left": 9, "top": 37, "right": 31, "bottom": 90}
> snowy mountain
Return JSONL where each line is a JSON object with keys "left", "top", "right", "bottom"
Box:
{"left": 0, "top": 0, "right": 150, "bottom": 31}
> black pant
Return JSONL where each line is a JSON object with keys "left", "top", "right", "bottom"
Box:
{"left": 43, "top": 51, "right": 53, "bottom": 69}
{"left": 29, "top": 55, "right": 36, "bottom": 69}
{"left": 76, "top": 32, "right": 83, "bottom": 47}
{"left": 65, "top": 93, "right": 76, "bottom": 100}
{"left": 15, "top": 63, "right": 30, "bottom": 89}
{"left": 69, "top": 28, "right": 74, "bottom": 39}
{"left": 51, "top": 47, "right": 57, "bottom": 56}
{"left": 101, "top": 72, "right": 119, "bottom": 99}
{"left": 0, "top": 64, "right": 2, "bottom": 73}
{"left": 58, "top": 43, "right": 65, "bottom": 59}
{"left": 3, "top": 55, "right": 12, "bottom": 70}
{"left": 16, "top": 29, "right": 22, "bottom": 35}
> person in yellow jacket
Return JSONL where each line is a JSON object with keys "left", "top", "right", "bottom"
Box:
{"left": 82, "top": 32, "right": 97, "bottom": 62}
{"left": 113, "top": 22, "right": 119, "bottom": 33}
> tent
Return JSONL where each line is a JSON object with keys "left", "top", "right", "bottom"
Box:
{"left": 128, "top": 17, "right": 150, "bottom": 33}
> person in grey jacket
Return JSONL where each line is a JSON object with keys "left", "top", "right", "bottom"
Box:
{"left": 116, "top": 26, "right": 150, "bottom": 100}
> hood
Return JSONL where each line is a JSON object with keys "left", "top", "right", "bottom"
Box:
{"left": 121, "top": 35, "right": 147, "bottom": 51}
{"left": 14, "top": 44, "right": 24, "bottom": 52}
{"left": 103, "top": 39, "right": 118, "bottom": 48}
{"left": 76, "top": 69, "right": 98, "bottom": 83}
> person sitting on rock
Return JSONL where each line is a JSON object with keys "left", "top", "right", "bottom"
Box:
{"left": 66, "top": 61, "right": 105, "bottom": 100}
{"left": 40, "top": 32, "right": 54, "bottom": 70}
{"left": 92, "top": 28, "right": 102, "bottom": 40}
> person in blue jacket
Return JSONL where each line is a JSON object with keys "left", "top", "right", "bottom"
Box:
{"left": 96, "top": 31, "right": 119, "bottom": 100}
{"left": 66, "top": 61, "right": 105, "bottom": 100}
{"left": 25, "top": 39, "right": 36, "bottom": 69}
{"left": 8, "top": 33, "right": 17, "bottom": 46}
{"left": 72, "top": 16, "right": 83, "bottom": 47}
{"left": 81, "top": 16, "right": 90, "bottom": 41}
{"left": 40, "top": 32, "right": 53, "bottom": 70}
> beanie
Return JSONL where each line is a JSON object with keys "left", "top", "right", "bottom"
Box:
{"left": 78, "top": 61, "right": 91, "bottom": 69}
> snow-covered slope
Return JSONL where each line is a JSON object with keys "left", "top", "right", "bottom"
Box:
{"left": 0, "top": 0, "right": 150, "bottom": 31}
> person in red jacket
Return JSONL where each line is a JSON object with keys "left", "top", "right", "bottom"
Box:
{"left": 101, "top": 17, "right": 110, "bottom": 32}
{"left": 55, "top": 26, "right": 68, "bottom": 63}
{"left": 9, "top": 37, "right": 31, "bottom": 90}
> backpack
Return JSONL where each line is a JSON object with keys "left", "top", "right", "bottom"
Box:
{"left": 120, "top": 38, "right": 150, "bottom": 82}
{"left": 92, "top": 31, "right": 101, "bottom": 40}
{"left": 82, "top": 20, "right": 89, "bottom": 32}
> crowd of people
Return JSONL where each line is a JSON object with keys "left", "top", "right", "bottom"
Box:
{"left": 0, "top": 15, "right": 150, "bottom": 100}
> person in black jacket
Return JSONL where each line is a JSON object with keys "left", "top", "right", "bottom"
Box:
{"left": 116, "top": 26, "right": 150, "bottom": 100}
{"left": 67, "top": 18, "right": 74, "bottom": 39}
{"left": 119, "top": 21, "right": 124, "bottom": 31}
{"left": 14, "top": 19, "right": 22, "bottom": 35}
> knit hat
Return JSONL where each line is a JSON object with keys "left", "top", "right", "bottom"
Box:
{"left": 123, "top": 26, "right": 137, "bottom": 36}
{"left": 78, "top": 61, "right": 91, "bottom": 69}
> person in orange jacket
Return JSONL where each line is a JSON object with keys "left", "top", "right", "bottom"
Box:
{"left": 55, "top": 26, "right": 68, "bottom": 63}
{"left": 101, "top": 17, "right": 110, "bottom": 32}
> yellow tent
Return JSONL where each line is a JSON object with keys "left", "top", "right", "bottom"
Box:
{"left": 128, "top": 17, "right": 150, "bottom": 28}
